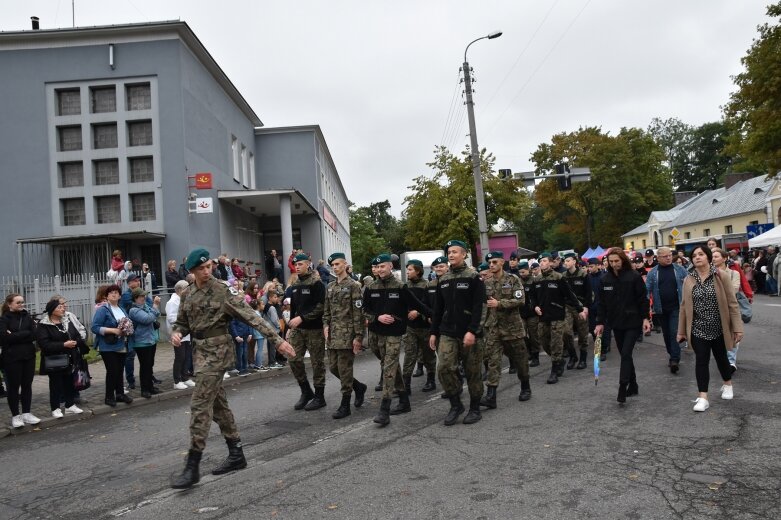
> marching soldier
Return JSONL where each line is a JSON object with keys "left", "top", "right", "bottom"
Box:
{"left": 429, "top": 240, "right": 487, "bottom": 426}
{"left": 533, "top": 252, "right": 586, "bottom": 384}
{"left": 562, "top": 252, "right": 593, "bottom": 370}
{"left": 369, "top": 259, "right": 384, "bottom": 391}
{"left": 288, "top": 253, "right": 327, "bottom": 411}
{"left": 323, "top": 253, "right": 368, "bottom": 419}
{"left": 518, "top": 260, "right": 541, "bottom": 367}
{"left": 480, "top": 252, "right": 531, "bottom": 410}
{"left": 364, "top": 253, "right": 430, "bottom": 426}
{"left": 428, "top": 256, "right": 460, "bottom": 400}
{"left": 170, "top": 249, "right": 295, "bottom": 489}
{"left": 402, "top": 259, "right": 437, "bottom": 394}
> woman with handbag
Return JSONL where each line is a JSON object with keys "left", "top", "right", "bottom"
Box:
{"left": 677, "top": 246, "right": 743, "bottom": 412}
{"left": 128, "top": 287, "right": 162, "bottom": 398}
{"left": 0, "top": 293, "right": 41, "bottom": 428}
{"left": 91, "top": 284, "right": 134, "bottom": 407}
{"left": 35, "top": 299, "right": 87, "bottom": 418}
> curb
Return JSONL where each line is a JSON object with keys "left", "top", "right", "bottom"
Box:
{"left": 0, "top": 367, "right": 287, "bottom": 440}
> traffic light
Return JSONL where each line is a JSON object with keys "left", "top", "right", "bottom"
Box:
{"left": 497, "top": 168, "right": 512, "bottom": 180}
{"left": 555, "top": 163, "right": 572, "bottom": 191}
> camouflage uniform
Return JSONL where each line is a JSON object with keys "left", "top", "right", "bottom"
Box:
{"left": 402, "top": 277, "right": 436, "bottom": 381}
{"left": 323, "top": 275, "right": 364, "bottom": 395}
{"left": 562, "top": 267, "right": 592, "bottom": 365}
{"left": 173, "top": 277, "right": 283, "bottom": 452}
{"left": 520, "top": 273, "right": 540, "bottom": 360}
{"left": 484, "top": 271, "right": 528, "bottom": 387}
{"left": 288, "top": 272, "right": 326, "bottom": 387}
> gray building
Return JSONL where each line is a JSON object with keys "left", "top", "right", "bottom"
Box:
{"left": 0, "top": 20, "right": 351, "bottom": 289}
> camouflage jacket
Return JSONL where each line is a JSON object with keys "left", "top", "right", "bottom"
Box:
{"left": 323, "top": 275, "right": 364, "bottom": 349}
{"left": 484, "top": 270, "right": 525, "bottom": 336}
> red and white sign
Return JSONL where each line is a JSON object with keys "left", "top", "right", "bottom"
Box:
{"left": 195, "top": 197, "right": 213, "bottom": 214}
{"left": 323, "top": 205, "right": 337, "bottom": 231}
{"left": 194, "top": 172, "right": 213, "bottom": 189}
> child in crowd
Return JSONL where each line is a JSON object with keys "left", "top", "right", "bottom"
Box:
{"left": 229, "top": 317, "right": 252, "bottom": 376}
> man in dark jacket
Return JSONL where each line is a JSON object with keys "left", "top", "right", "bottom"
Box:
{"left": 401, "top": 259, "right": 436, "bottom": 393}
{"left": 562, "top": 252, "right": 593, "bottom": 370}
{"left": 518, "top": 260, "right": 541, "bottom": 367}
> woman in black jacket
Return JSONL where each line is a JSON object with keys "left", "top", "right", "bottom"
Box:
{"left": 0, "top": 293, "right": 41, "bottom": 427}
{"left": 594, "top": 248, "right": 652, "bottom": 404}
{"left": 35, "top": 299, "right": 88, "bottom": 418}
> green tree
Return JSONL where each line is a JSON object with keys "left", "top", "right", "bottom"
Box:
{"left": 349, "top": 204, "right": 386, "bottom": 276}
{"left": 648, "top": 117, "right": 694, "bottom": 190}
{"left": 403, "top": 146, "right": 532, "bottom": 257}
{"left": 362, "top": 200, "right": 408, "bottom": 253}
{"left": 690, "top": 121, "right": 733, "bottom": 190}
{"left": 724, "top": 1, "right": 781, "bottom": 174}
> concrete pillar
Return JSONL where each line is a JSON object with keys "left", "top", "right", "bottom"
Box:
{"left": 280, "top": 194, "right": 294, "bottom": 284}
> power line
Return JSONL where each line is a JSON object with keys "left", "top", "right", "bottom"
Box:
{"left": 439, "top": 69, "right": 464, "bottom": 148}
{"left": 445, "top": 93, "right": 467, "bottom": 152}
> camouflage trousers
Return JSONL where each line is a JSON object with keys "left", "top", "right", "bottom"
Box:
{"left": 402, "top": 327, "right": 436, "bottom": 378}
{"left": 538, "top": 320, "right": 565, "bottom": 363}
{"left": 288, "top": 328, "right": 326, "bottom": 387}
{"left": 523, "top": 316, "right": 540, "bottom": 356}
{"left": 189, "top": 370, "right": 239, "bottom": 452}
{"left": 563, "top": 306, "right": 589, "bottom": 354}
{"left": 369, "top": 334, "right": 405, "bottom": 399}
{"left": 485, "top": 330, "right": 529, "bottom": 387}
{"left": 368, "top": 331, "right": 382, "bottom": 361}
{"left": 437, "top": 335, "right": 483, "bottom": 399}
{"left": 328, "top": 348, "right": 356, "bottom": 396}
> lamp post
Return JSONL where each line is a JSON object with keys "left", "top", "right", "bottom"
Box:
{"left": 463, "top": 31, "right": 502, "bottom": 259}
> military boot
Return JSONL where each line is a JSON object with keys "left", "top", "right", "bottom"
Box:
{"left": 555, "top": 360, "right": 565, "bottom": 377}
{"left": 508, "top": 357, "right": 517, "bottom": 374}
{"left": 443, "top": 395, "right": 464, "bottom": 426}
{"left": 462, "top": 396, "right": 482, "bottom": 424}
{"left": 529, "top": 353, "right": 540, "bottom": 367}
{"left": 546, "top": 363, "right": 559, "bottom": 384}
{"left": 421, "top": 373, "right": 436, "bottom": 392}
{"left": 577, "top": 349, "right": 588, "bottom": 369}
{"left": 352, "top": 379, "right": 367, "bottom": 408}
{"left": 390, "top": 391, "right": 411, "bottom": 415}
{"left": 332, "top": 394, "right": 351, "bottom": 419}
{"left": 519, "top": 380, "right": 532, "bottom": 401}
{"left": 294, "top": 380, "right": 315, "bottom": 410}
{"left": 211, "top": 437, "right": 247, "bottom": 475}
{"left": 566, "top": 349, "right": 578, "bottom": 369}
{"left": 480, "top": 385, "right": 497, "bottom": 409}
{"left": 171, "top": 449, "right": 201, "bottom": 489}
{"left": 375, "top": 370, "right": 383, "bottom": 391}
{"left": 412, "top": 362, "right": 424, "bottom": 377}
{"left": 403, "top": 375, "right": 412, "bottom": 395}
{"left": 373, "top": 398, "right": 391, "bottom": 426}
{"left": 304, "top": 386, "right": 327, "bottom": 411}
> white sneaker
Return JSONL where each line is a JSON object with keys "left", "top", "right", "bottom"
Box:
{"left": 228, "top": 369, "right": 240, "bottom": 376}
{"left": 11, "top": 415, "right": 24, "bottom": 428}
{"left": 65, "top": 404, "right": 83, "bottom": 414}
{"left": 721, "top": 385, "right": 734, "bottom": 400}
{"left": 21, "top": 413, "right": 41, "bottom": 424}
{"left": 693, "top": 397, "right": 710, "bottom": 412}
{"left": 304, "top": 351, "right": 310, "bottom": 358}
{"left": 52, "top": 408, "right": 64, "bottom": 419}
{"left": 184, "top": 379, "right": 196, "bottom": 387}
{"left": 223, "top": 373, "right": 230, "bottom": 379}
{"left": 173, "top": 382, "right": 188, "bottom": 390}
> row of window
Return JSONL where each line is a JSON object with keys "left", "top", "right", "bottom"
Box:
{"left": 231, "top": 135, "right": 255, "bottom": 189}
{"left": 61, "top": 193, "right": 156, "bottom": 226}
{"left": 59, "top": 157, "right": 153, "bottom": 188}
{"left": 57, "top": 121, "right": 152, "bottom": 151}
{"left": 56, "top": 83, "right": 151, "bottom": 116}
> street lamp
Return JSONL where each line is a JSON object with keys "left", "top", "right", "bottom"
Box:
{"left": 463, "top": 31, "right": 502, "bottom": 260}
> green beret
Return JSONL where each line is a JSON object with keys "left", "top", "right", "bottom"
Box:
{"left": 293, "top": 253, "right": 310, "bottom": 263}
{"left": 406, "top": 259, "right": 423, "bottom": 268}
{"left": 485, "top": 251, "right": 504, "bottom": 262}
{"left": 185, "top": 248, "right": 211, "bottom": 270}
{"left": 374, "top": 253, "right": 392, "bottom": 264}
{"left": 518, "top": 260, "right": 530, "bottom": 269}
{"left": 431, "top": 256, "right": 448, "bottom": 267}
{"left": 327, "top": 252, "right": 345, "bottom": 265}
{"left": 587, "top": 258, "right": 600, "bottom": 265}
{"left": 563, "top": 252, "right": 578, "bottom": 260}
{"left": 444, "top": 239, "right": 468, "bottom": 253}
{"left": 538, "top": 252, "right": 552, "bottom": 260}
{"left": 477, "top": 262, "right": 489, "bottom": 272}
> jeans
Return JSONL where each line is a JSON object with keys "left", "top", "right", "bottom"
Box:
{"left": 124, "top": 345, "right": 136, "bottom": 385}
{"left": 612, "top": 328, "right": 639, "bottom": 386}
{"left": 691, "top": 335, "right": 732, "bottom": 393}
{"left": 658, "top": 309, "right": 681, "bottom": 362}
{"left": 48, "top": 371, "right": 75, "bottom": 410}
{"left": 254, "top": 337, "right": 266, "bottom": 366}
{"left": 727, "top": 342, "right": 739, "bottom": 366}
{"left": 134, "top": 345, "right": 157, "bottom": 392}
{"left": 235, "top": 338, "right": 248, "bottom": 371}
{"left": 766, "top": 277, "right": 778, "bottom": 295}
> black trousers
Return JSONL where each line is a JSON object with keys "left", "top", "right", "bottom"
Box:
{"left": 135, "top": 345, "right": 157, "bottom": 392}
{"left": 612, "top": 328, "right": 639, "bottom": 386}
{"left": 173, "top": 341, "right": 190, "bottom": 383}
{"left": 3, "top": 357, "right": 35, "bottom": 415}
{"left": 691, "top": 335, "right": 732, "bottom": 393}
{"left": 101, "top": 351, "right": 127, "bottom": 400}
{"left": 48, "top": 370, "right": 75, "bottom": 410}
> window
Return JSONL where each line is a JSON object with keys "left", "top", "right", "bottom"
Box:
{"left": 56, "top": 89, "right": 80, "bottom": 116}
{"left": 59, "top": 162, "right": 83, "bottom": 187}
{"left": 61, "top": 198, "right": 85, "bottom": 226}
{"left": 725, "top": 225, "right": 733, "bottom": 234}
{"left": 95, "top": 195, "right": 121, "bottom": 224}
{"left": 231, "top": 136, "right": 240, "bottom": 182}
{"left": 126, "top": 83, "right": 151, "bottom": 110}
{"left": 128, "top": 120, "right": 152, "bottom": 146}
{"left": 58, "top": 125, "right": 82, "bottom": 151}
{"left": 703, "top": 228, "right": 710, "bottom": 236}
{"left": 91, "top": 86, "right": 116, "bottom": 113}
{"left": 94, "top": 159, "right": 119, "bottom": 185}
{"left": 642, "top": 240, "right": 647, "bottom": 248}
{"left": 93, "top": 123, "right": 118, "bottom": 149}
{"left": 241, "top": 145, "right": 248, "bottom": 187}
{"left": 684, "top": 232, "right": 691, "bottom": 239}
{"left": 131, "top": 193, "right": 155, "bottom": 221}
{"left": 249, "top": 153, "right": 256, "bottom": 189}
{"left": 749, "top": 220, "right": 759, "bottom": 226}
{"left": 129, "top": 157, "right": 154, "bottom": 182}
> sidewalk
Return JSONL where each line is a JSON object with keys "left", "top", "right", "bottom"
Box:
{"left": 0, "top": 342, "right": 287, "bottom": 439}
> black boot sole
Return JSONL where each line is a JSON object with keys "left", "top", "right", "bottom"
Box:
{"left": 443, "top": 406, "right": 464, "bottom": 426}
{"left": 212, "top": 460, "right": 247, "bottom": 475}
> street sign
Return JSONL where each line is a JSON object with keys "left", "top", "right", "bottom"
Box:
{"left": 747, "top": 223, "right": 774, "bottom": 238}
{"left": 195, "top": 197, "right": 213, "bottom": 214}
{"left": 194, "top": 172, "right": 212, "bottom": 189}
{"left": 670, "top": 227, "right": 680, "bottom": 239}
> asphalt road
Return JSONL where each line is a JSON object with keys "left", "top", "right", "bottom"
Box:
{"left": 1, "top": 298, "right": 779, "bottom": 520}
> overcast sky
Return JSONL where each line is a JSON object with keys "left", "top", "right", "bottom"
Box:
{"left": 1, "top": 1, "right": 772, "bottom": 216}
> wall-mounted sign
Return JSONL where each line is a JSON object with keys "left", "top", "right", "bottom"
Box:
{"left": 195, "top": 172, "right": 213, "bottom": 189}
{"left": 323, "top": 204, "right": 337, "bottom": 231}
{"left": 195, "top": 197, "right": 213, "bottom": 214}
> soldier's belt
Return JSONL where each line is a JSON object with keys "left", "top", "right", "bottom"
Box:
{"left": 193, "top": 328, "right": 228, "bottom": 340}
